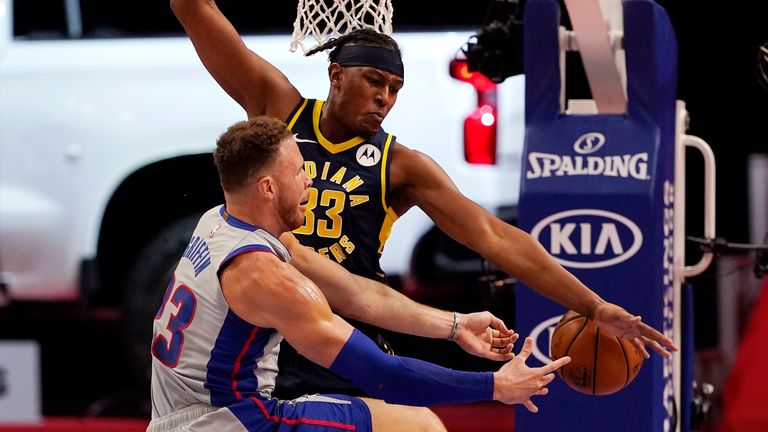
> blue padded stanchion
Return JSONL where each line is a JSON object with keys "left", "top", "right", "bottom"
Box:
{"left": 516, "top": 0, "right": 684, "bottom": 430}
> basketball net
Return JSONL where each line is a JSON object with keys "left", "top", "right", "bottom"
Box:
{"left": 290, "top": 0, "right": 394, "bottom": 54}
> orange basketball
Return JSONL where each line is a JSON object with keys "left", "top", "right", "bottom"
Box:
{"left": 550, "top": 310, "right": 644, "bottom": 396}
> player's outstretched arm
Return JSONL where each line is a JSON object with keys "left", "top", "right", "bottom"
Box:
{"left": 220, "top": 252, "right": 570, "bottom": 409}
{"left": 170, "top": 0, "right": 300, "bottom": 119}
{"left": 221, "top": 250, "right": 538, "bottom": 406}
{"left": 279, "top": 232, "right": 517, "bottom": 361}
{"left": 389, "top": 144, "right": 677, "bottom": 357}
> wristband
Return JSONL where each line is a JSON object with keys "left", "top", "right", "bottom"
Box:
{"left": 447, "top": 311, "right": 460, "bottom": 342}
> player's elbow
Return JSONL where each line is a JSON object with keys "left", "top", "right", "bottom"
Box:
{"left": 290, "top": 317, "right": 352, "bottom": 369}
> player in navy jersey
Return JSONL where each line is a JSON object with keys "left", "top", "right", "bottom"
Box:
{"left": 147, "top": 116, "right": 571, "bottom": 432}
{"left": 171, "top": 0, "right": 677, "bottom": 401}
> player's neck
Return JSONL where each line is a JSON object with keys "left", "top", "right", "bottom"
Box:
{"left": 319, "top": 101, "right": 357, "bottom": 143}
{"left": 224, "top": 198, "right": 283, "bottom": 238}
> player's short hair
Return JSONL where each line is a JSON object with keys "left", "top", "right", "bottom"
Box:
{"left": 214, "top": 116, "right": 293, "bottom": 192}
{"left": 305, "top": 28, "right": 402, "bottom": 64}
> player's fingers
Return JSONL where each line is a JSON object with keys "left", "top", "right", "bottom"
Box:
{"left": 488, "top": 315, "right": 511, "bottom": 334}
{"left": 640, "top": 325, "right": 678, "bottom": 352}
{"left": 535, "top": 387, "right": 549, "bottom": 396}
{"left": 543, "top": 355, "right": 570, "bottom": 373}
{"left": 493, "top": 331, "right": 519, "bottom": 344}
{"left": 516, "top": 337, "right": 534, "bottom": 360}
{"left": 484, "top": 339, "right": 513, "bottom": 358}
{"left": 644, "top": 337, "right": 671, "bottom": 358}
{"left": 524, "top": 399, "right": 538, "bottom": 413}
{"left": 632, "top": 337, "right": 651, "bottom": 359}
{"left": 540, "top": 372, "right": 556, "bottom": 386}
{"left": 490, "top": 329, "right": 507, "bottom": 339}
{"left": 493, "top": 334, "right": 515, "bottom": 347}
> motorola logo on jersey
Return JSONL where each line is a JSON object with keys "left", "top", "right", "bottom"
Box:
{"left": 525, "top": 132, "right": 650, "bottom": 180}
{"left": 356, "top": 144, "right": 382, "bottom": 167}
{"left": 529, "top": 315, "right": 563, "bottom": 364}
{"left": 531, "top": 209, "right": 643, "bottom": 269}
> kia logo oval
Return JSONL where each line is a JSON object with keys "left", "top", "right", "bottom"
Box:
{"left": 530, "top": 315, "right": 563, "bottom": 364}
{"left": 531, "top": 209, "right": 643, "bottom": 269}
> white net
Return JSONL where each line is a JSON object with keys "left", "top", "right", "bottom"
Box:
{"left": 290, "top": 0, "right": 394, "bottom": 54}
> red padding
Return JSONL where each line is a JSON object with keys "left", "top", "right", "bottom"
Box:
{"left": 2, "top": 403, "right": 513, "bottom": 431}
{"left": 719, "top": 277, "right": 768, "bottom": 431}
{"left": 0, "top": 417, "right": 149, "bottom": 432}
{"left": 432, "top": 401, "right": 514, "bottom": 431}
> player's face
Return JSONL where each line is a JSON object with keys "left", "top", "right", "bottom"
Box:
{"left": 336, "top": 66, "right": 404, "bottom": 137}
{"left": 276, "top": 138, "right": 312, "bottom": 231}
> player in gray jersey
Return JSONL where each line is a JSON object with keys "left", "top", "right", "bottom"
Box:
{"left": 148, "top": 116, "right": 571, "bottom": 431}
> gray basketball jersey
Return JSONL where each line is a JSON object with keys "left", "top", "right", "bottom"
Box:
{"left": 150, "top": 205, "right": 291, "bottom": 419}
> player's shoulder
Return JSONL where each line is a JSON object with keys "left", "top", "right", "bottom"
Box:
{"left": 392, "top": 141, "right": 428, "bottom": 162}
{"left": 226, "top": 245, "right": 283, "bottom": 274}
{"left": 220, "top": 246, "right": 293, "bottom": 300}
{"left": 390, "top": 142, "right": 447, "bottom": 187}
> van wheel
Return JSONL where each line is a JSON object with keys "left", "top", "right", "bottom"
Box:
{"left": 121, "top": 214, "right": 201, "bottom": 389}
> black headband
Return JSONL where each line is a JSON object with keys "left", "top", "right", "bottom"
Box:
{"left": 335, "top": 44, "right": 404, "bottom": 78}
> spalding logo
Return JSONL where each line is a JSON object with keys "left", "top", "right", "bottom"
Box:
{"left": 573, "top": 132, "right": 605, "bottom": 154}
{"left": 531, "top": 209, "right": 643, "bottom": 269}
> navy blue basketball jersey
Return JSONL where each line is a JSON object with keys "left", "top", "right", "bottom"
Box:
{"left": 285, "top": 98, "right": 397, "bottom": 282}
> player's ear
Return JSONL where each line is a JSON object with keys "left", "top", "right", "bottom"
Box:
{"left": 256, "top": 175, "right": 276, "bottom": 200}
{"left": 329, "top": 63, "right": 343, "bottom": 88}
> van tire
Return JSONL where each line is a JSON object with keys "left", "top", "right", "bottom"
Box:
{"left": 121, "top": 214, "right": 201, "bottom": 389}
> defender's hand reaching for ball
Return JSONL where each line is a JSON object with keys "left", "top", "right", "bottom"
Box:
{"left": 453, "top": 312, "right": 519, "bottom": 361}
{"left": 493, "top": 337, "right": 571, "bottom": 412}
{"left": 592, "top": 302, "right": 678, "bottom": 358}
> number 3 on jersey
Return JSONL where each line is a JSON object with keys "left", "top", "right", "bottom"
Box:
{"left": 152, "top": 276, "right": 198, "bottom": 368}
{"left": 294, "top": 187, "right": 345, "bottom": 238}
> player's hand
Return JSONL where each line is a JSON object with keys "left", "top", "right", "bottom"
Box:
{"left": 453, "top": 311, "right": 518, "bottom": 361}
{"left": 592, "top": 302, "right": 678, "bottom": 358}
{"left": 493, "top": 337, "right": 570, "bottom": 411}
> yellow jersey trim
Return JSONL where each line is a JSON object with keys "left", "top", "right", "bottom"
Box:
{"left": 378, "top": 134, "right": 399, "bottom": 254}
{"left": 287, "top": 98, "right": 309, "bottom": 130}
{"left": 312, "top": 100, "right": 366, "bottom": 154}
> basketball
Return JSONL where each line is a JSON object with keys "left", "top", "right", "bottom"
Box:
{"left": 550, "top": 310, "right": 644, "bottom": 396}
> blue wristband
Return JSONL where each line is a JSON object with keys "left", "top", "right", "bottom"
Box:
{"left": 330, "top": 329, "right": 494, "bottom": 406}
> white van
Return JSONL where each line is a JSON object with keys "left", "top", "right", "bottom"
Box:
{"left": 0, "top": 0, "right": 524, "bottom": 380}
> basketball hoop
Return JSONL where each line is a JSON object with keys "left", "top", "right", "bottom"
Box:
{"left": 758, "top": 41, "right": 768, "bottom": 92}
{"left": 290, "top": 0, "right": 394, "bottom": 54}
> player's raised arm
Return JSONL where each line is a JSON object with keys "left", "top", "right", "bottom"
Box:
{"left": 170, "top": 0, "right": 301, "bottom": 119}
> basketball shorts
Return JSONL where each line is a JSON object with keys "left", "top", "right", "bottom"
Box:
{"left": 147, "top": 394, "right": 372, "bottom": 432}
